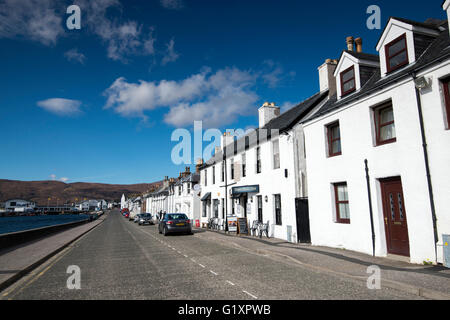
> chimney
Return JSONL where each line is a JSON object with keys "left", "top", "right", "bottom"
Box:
{"left": 258, "top": 102, "right": 280, "bottom": 128}
{"left": 318, "top": 58, "right": 338, "bottom": 97}
{"left": 346, "top": 36, "right": 354, "bottom": 51}
{"left": 221, "top": 131, "right": 235, "bottom": 149}
{"left": 214, "top": 146, "right": 221, "bottom": 155}
{"left": 355, "top": 37, "right": 363, "bottom": 53}
{"left": 195, "top": 158, "right": 204, "bottom": 172}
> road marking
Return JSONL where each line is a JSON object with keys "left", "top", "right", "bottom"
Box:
{"left": 226, "top": 280, "right": 235, "bottom": 286}
{"left": 210, "top": 270, "right": 218, "bottom": 276}
{"left": 199, "top": 264, "right": 205, "bottom": 268}
{"left": 190, "top": 258, "right": 196, "bottom": 263}
{"left": 183, "top": 255, "right": 188, "bottom": 258}
{"left": 243, "top": 290, "right": 258, "bottom": 299}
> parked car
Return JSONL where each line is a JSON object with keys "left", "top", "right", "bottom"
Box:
{"left": 134, "top": 214, "right": 143, "bottom": 223}
{"left": 138, "top": 213, "right": 154, "bottom": 225}
{"left": 124, "top": 212, "right": 129, "bottom": 219}
{"left": 158, "top": 213, "right": 192, "bottom": 236}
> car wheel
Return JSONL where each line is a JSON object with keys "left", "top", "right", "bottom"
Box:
{"left": 163, "top": 227, "right": 168, "bottom": 236}
{"left": 158, "top": 227, "right": 162, "bottom": 234}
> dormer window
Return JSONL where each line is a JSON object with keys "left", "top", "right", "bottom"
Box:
{"left": 340, "top": 66, "right": 356, "bottom": 96}
{"left": 385, "top": 34, "right": 409, "bottom": 73}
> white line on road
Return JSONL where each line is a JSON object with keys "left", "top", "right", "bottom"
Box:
{"left": 226, "top": 280, "right": 235, "bottom": 286}
{"left": 199, "top": 264, "right": 205, "bottom": 268}
{"left": 243, "top": 290, "right": 258, "bottom": 299}
{"left": 183, "top": 255, "right": 188, "bottom": 258}
{"left": 191, "top": 258, "right": 196, "bottom": 263}
{"left": 210, "top": 270, "right": 218, "bottom": 276}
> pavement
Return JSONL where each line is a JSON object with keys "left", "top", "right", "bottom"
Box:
{"left": 0, "top": 215, "right": 105, "bottom": 292}
{"left": 193, "top": 229, "right": 450, "bottom": 300}
{"left": 1, "top": 209, "right": 447, "bottom": 300}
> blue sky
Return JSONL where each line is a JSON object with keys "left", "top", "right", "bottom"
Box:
{"left": 0, "top": 0, "right": 446, "bottom": 184}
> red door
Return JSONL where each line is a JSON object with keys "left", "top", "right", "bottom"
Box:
{"left": 380, "top": 177, "right": 410, "bottom": 257}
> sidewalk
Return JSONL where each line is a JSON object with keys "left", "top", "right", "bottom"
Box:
{"left": 0, "top": 215, "right": 106, "bottom": 292}
{"left": 194, "top": 228, "right": 450, "bottom": 300}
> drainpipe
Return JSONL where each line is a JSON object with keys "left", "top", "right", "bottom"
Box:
{"left": 412, "top": 72, "right": 439, "bottom": 263}
{"left": 364, "top": 159, "right": 376, "bottom": 257}
{"left": 224, "top": 157, "right": 228, "bottom": 232}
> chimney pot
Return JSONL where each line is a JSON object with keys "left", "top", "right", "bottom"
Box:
{"left": 355, "top": 37, "right": 363, "bottom": 53}
{"left": 346, "top": 36, "right": 354, "bottom": 51}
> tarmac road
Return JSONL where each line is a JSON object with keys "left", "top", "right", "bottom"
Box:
{"left": 1, "top": 209, "right": 423, "bottom": 300}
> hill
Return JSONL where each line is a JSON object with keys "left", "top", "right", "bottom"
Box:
{"left": 0, "top": 179, "right": 162, "bottom": 205}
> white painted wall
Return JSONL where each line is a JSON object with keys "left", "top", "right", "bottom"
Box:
{"left": 303, "top": 61, "right": 450, "bottom": 264}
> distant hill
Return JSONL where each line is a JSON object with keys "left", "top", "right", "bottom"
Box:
{"left": 0, "top": 179, "right": 162, "bottom": 205}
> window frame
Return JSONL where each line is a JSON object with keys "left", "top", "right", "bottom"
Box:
{"left": 385, "top": 33, "right": 409, "bottom": 74}
{"left": 327, "top": 121, "right": 342, "bottom": 157}
{"left": 334, "top": 183, "right": 350, "bottom": 224}
{"left": 230, "top": 159, "right": 234, "bottom": 180}
{"left": 340, "top": 65, "right": 356, "bottom": 96}
{"left": 442, "top": 78, "right": 450, "bottom": 129}
{"left": 274, "top": 194, "right": 282, "bottom": 226}
{"left": 272, "top": 139, "right": 280, "bottom": 169}
{"left": 374, "top": 103, "right": 396, "bottom": 146}
{"left": 212, "top": 165, "right": 215, "bottom": 184}
{"left": 242, "top": 153, "right": 246, "bottom": 177}
{"left": 256, "top": 147, "right": 261, "bottom": 174}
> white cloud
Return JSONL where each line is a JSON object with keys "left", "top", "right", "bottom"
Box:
{"left": 60, "top": 177, "right": 69, "bottom": 182}
{"left": 74, "top": 0, "right": 157, "bottom": 62}
{"left": 37, "top": 98, "right": 82, "bottom": 116}
{"left": 161, "top": 38, "right": 179, "bottom": 65}
{"left": 160, "top": 0, "right": 184, "bottom": 10}
{"left": 64, "top": 48, "right": 86, "bottom": 64}
{"left": 261, "top": 60, "right": 296, "bottom": 88}
{"left": 104, "top": 67, "right": 258, "bottom": 128}
{"left": 0, "top": 0, "right": 64, "bottom": 45}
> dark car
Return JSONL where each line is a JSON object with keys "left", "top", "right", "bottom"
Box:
{"left": 158, "top": 213, "right": 192, "bottom": 236}
{"left": 138, "top": 213, "right": 154, "bottom": 225}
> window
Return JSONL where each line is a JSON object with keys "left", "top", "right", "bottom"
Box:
{"left": 257, "top": 196, "right": 263, "bottom": 222}
{"left": 178, "top": 186, "right": 181, "bottom": 196}
{"left": 213, "top": 199, "right": 219, "bottom": 218}
{"left": 256, "top": 147, "right": 261, "bottom": 173}
{"left": 327, "top": 122, "right": 341, "bottom": 157}
{"left": 334, "top": 183, "right": 350, "bottom": 224}
{"left": 212, "top": 166, "right": 216, "bottom": 184}
{"left": 374, "top": 103, "right": 396, "bottom": 145}
{"left": 274, "top": 194, "right": 282, "bottom": 225}
{"left": 204, "top": 169, "right": 207, "bottom": 186}
{"left": 187, "top": 183, "right": 191, "bottom": 194}
{"left": 221, "top": 162, "right": 225, "bottom": 182}
{"left": 230, "top": 159, "right": 234, "bottom": 179}
{"left": 385, "top": 34, "right": 408, "bottom": 73}
{"left": 272, "top": 139, "right": 280, "bottom": 169}
{"left": 221, "top": 198, "right": 225, "bottom": 218}
{"left": 202, "top": 202, "right": 207, "bottom": 217}
{"left": 242, "top": 153, "right": 246, "bottom": 177}
{"left": 443, "top": 78, "right": 450, "bottom": 129}
{"left": 340, "top": 66, "right": 356, "bottom": 96}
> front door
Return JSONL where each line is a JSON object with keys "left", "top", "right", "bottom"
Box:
{"left": 380, "top": 177, "right": 410, "bottom": 257}
{"left": 257, "top": 195, "right": 263, "bottom": 222}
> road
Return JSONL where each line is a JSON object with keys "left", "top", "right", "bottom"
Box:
{"left": 1, "top": 209, "right": 422, "bottom": 300}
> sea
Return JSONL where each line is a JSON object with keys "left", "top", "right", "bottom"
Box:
{"left": 0, "top": 214, "right": 91, "bottom": 235}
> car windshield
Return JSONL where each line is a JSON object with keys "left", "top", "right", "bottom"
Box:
{"left": 166, "top": 214, "right": 188, "bottom": 220}
{"left": 143, "top": 214, "right": 151, "bottom": 218}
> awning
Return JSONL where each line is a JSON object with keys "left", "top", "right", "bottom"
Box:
{"left": 200, "top": 192, "right": 211, "bottom": 201}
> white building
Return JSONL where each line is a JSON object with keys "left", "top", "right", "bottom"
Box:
{"left": 120, "top": 194, "right": 126, "bottom": 209}
{"left": 173, "top": 168, "right": 201, "bottom": 223}
{"left": 5, "top": 199, "right": 36, "bottom": 213}
{"left": 198, "top": 94, "right": 327, "bottom": 242}
{"left": 302, "top": 15, "right": 450, "bottom": 264}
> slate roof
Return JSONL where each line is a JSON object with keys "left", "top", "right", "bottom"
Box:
{"left": 306, "top": 21, "right": 450, "bottom": 122}
{"left": 343, "top": 50, "right": 379, "bottom": 62}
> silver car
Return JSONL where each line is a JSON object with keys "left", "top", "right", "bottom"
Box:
{"left": 134, "top": 214, "right": 143, "bottom": 223}
{"left": 138, "top": 213, "right": 154, "bottom": 225}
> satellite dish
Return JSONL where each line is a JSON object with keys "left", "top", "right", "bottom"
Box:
{"left": 193, "top": 184, "right": 201, "bottom": 192}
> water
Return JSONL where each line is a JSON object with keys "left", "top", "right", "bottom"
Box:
{"left": 0, "top": 214, "right": 91, "bottom": 235}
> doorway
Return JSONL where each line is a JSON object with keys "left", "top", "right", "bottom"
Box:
{"left": 380, "top": 177, "right": 410, "bottom": 257}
